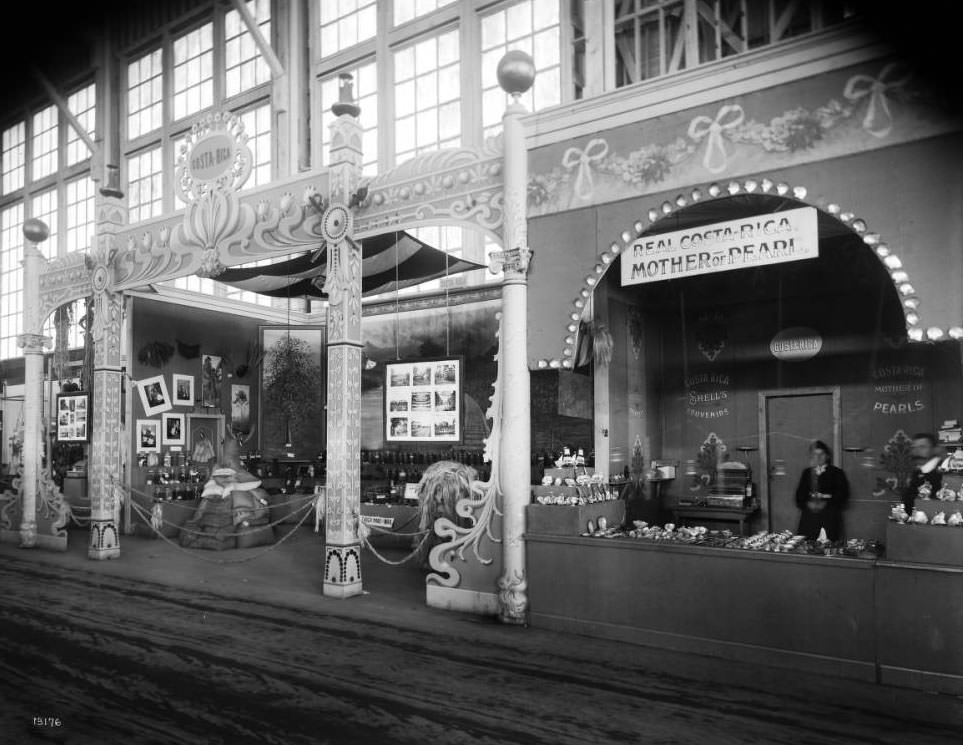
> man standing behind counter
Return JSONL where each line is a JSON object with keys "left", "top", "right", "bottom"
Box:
{"left": 902, "top": 433, "right": 943, "bottom": 511}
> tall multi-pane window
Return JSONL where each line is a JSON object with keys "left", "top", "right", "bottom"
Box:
{"left": 173, "top": 24, "right": 214, "bottom": 121}
{"left": 31, "top": 105, "right": 59, "bottom": 180}
{"left": 394, "top": 0, "right": 457, "bottom": 26}
{"left": 319, "top": 0, "right": 377, "bottom": 57}
{"left": 225, "top": 0, "right": 272, "bottom": 98}
{"left": 239, "top": 104, "right": 272, "bottom": 188}
{"left": 65, "top": 176, "right": 95, "bottom": 253}
{"left": 66, "top": 84, "right": 97, "bottom": 166}
{"left": 127, "top": 147, "right": 164, "bottom": 223}
{"left": 30, "top": 190, "right": 59, "bottom": 260}
{"left": 394, "top": 29, "right": 461, "bottom": 164}
{"left": 2, "top": 123, "right": 26, "bottom": 194}
{"left": 0, "top": 203, "right": 24, "bottom": 360}
{"left": 319, "top": 63, "right": 378, "bottom": 174}
{"left": 128, "top": 49, "right": 163, "bottom": 139}
{"left": 481, "top": 0, "right": 561, "bottom": 137}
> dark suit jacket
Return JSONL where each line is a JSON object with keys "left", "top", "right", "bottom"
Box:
{"left": 794, "top": 465, "right": 850, "bottom": 540}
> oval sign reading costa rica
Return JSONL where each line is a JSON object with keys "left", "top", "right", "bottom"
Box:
{"left": 770, "top": 327, "right": 822, "bottom": 361}
{"left": 187, "top": 132, "right": 236, "bottom": 182}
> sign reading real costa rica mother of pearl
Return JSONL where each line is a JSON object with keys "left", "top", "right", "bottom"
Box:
{"left": 621, "top": 206, "right": 819, "bottom": 286}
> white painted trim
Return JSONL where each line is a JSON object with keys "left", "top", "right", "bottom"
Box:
{"left": 126, "top": 287, "right": 316, "bottom": 325}
{"left": 523, "top": 22, "right": 890, "bottom": 149}
{"left": 426, "top": 584, "right": 498, "bottom": 615}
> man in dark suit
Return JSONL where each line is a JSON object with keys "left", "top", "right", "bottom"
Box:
{"left": 902, "top": 433, "right": 942, "bottom": 511}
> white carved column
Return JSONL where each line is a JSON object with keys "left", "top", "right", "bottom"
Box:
{"left": 322, "top": 76, "right": 364, "bottom": 598}
{"left": 88, "top": 193, "right": 126, "bottom": 560}
{"left": 493, "top": 53, "right": 535, "bottom": 624}
{"left": 18, "top": 221, "right": 52, "bottom": 547}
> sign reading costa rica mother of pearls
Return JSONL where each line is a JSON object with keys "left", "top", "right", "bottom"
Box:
{"left": 622, "top": 206, "right": 818, "bottom": 286}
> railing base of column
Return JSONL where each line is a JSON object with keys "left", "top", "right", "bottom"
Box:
{"left": 323, "top": 543, "right": 363, "bottom": 598}
{"left": 88, "top": 519, "right": 120, "bottom": 560}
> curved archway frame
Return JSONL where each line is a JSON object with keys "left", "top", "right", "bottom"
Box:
{"left": 537, "top": 176, "right": 963, "bottom": 369}
{"left": 34, "top": 139, "right": 505, "bottom": 310}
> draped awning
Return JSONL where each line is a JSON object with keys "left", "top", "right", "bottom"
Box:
{"left": 216, "top": 231, "right": 486, "bottom": 298}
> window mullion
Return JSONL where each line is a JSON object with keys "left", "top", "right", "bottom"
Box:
{"left": 378, "top": 1, "right": 395, "bottom": 171}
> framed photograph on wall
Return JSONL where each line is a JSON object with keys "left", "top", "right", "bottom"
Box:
{"left": 162, "top": 412, "right": 186, "bottom": 446}
{"left": 172, "top": 374, "right": 195, "bottom": 406}
{"left": 136, "top": 375, "right": 172, "bottom": 417}
{"left": 187, "top": 413, "right": 224, "bottom": 467}
{"left": 136, "top": 419, "right": 161, "bottom": 453}
{"left": 55, "top": 392, "right": 90, "bottom": 443}
{"left": 259, "top": 325, "right": 325, "bottom": 458}
{"left": 200, "top": 354, "right": 224, "bottom": 408}
{"left": 384, "top": 357, "right": 462, "bottom": 443}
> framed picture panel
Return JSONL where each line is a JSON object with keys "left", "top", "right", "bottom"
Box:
{"left": 136, "top": 419, "right": 161, "bottom": 453}
{"left": 172, "top": 374, "right": 195, "bottom": 406}
{"left": 384, "top": 357, "right": 462, "bottom": 443}
{"left": 55, "top": 392, "right": 90, "bottom": 443}
{"left": 162, "top": 412, "right": 186, "bottom": 446}
{"left": 136, "top": 375, "right": 173, "bottom": 417}
{"left": 187, "top": 413, "right": 225, "bottom": 466}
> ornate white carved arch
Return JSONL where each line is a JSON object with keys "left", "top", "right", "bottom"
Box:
{"left": 38, "top": 253, "right": 93, "bottom": 327}
{"left": 536, "top": 176, "right": 963, "bottom": 369}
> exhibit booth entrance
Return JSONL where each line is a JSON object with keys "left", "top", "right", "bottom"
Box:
{"left": 596, "top": 190, "right": 959, "bottom": 541}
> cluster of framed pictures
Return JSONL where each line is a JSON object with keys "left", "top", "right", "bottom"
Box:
{"left": 385, "top": 358, "right": 461, "bottom": 442}
{"left": 55, "top": 392, "right": 90, "bottom": 443}
{"left": 135, "top": 413, "right": 224, "bottom": 460}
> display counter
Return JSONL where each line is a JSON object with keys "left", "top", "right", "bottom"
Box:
{"left": 526, "top": 533, "right": 877, "bottom": 680}
{"left": 525, "top": 532, "right": 963, "bottom": 694}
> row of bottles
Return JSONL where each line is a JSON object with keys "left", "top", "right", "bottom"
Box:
{"left": 360, "top": 448, "right": 487, "bottom": 466}
{"left": 146, "top": 461, "right": 206, "bottom": 502}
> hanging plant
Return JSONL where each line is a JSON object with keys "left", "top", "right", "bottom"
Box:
{"left": 137, "top": 341, "right": 175, "bottom": 368}
{"left": 52, "top": 304, "right": 73, "bottom": 382}
{"left": 264, "top": 335, "right": 321, "bottom": 441}
{"left": 234, "top": 341, "right": 264, "bottom": 379}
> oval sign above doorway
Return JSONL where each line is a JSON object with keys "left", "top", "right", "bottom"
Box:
{"left": 770, "top": 327, "right": 823, "bottom": 361}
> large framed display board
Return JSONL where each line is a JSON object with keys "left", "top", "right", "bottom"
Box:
{"left": 55, "top": 392, "right": 90, "bottom": 443}
{"left": 384, "top": 357, "right": 462, "bottom": 443}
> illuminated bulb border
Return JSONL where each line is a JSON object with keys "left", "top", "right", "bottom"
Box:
{"left": 549, "top": 176, "right": 944, "bottom": 363}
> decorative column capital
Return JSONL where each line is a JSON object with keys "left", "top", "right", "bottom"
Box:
{"left": 17, "top": 333, "right": 52, "bottom": 353}
{"left": 489, "top": 246, "right": 533, "bottom": 277}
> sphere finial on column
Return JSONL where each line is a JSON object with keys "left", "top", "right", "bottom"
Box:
{"left": 332, "top": 72, "right": 361, "bottom": 118}
{"left": 497, "top": 51, "right": 535, "bottom": 97}
{"left": 23, "top": 218, "right": 49, "bottom": 244}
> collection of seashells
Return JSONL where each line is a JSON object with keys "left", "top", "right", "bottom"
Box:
{"left": 534, "top": 472, "right": 619, "bottom": 505}
{"left": 890, "top": 504, "right": 963, "bottom": 526}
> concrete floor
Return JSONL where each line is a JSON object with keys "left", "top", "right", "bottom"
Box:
{"left": 0, "top": 524, "right": 960, "bottom": 744}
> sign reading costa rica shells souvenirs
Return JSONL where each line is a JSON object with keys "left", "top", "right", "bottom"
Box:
{"left": 621, "top": 206, "right": 818, "bottom": 286}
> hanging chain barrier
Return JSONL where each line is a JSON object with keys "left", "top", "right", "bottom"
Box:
{"left": 127, "top": 489, "right": 315, "bottom": 565}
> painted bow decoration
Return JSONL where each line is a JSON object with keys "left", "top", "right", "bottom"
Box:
{"left": 687, "top": 104, "right": 745, "bottom": 174}
{"left": 561, "top": 138, "right": 609, "bottom": 201}
{"left": 843, "top": 63, "right": 912, "bottom": 139}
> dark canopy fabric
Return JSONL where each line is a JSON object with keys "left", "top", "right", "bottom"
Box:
{"left": 216, "top": 231, "right": 485, "bottom": 298}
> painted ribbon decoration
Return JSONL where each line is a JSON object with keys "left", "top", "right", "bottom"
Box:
{"left": 687, "top": 104, "right": 745, "bottom": 174}
{"left": 561, "top": 138, "right": 609, "bottom": 201}
{"left": 843, "top": 63, "right": 912, "bottom": 139}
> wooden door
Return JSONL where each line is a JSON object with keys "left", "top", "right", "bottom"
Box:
{"left": 759, "top": 388, "right": 840, "bottom": 533}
